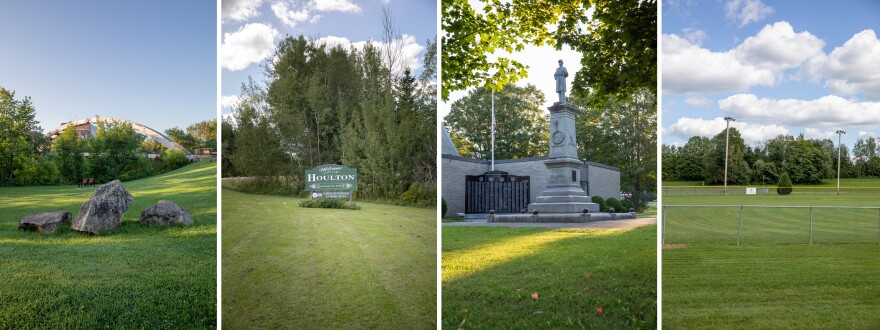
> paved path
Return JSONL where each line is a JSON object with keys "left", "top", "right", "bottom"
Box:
{"left": 442, "top": 217, "right": 657, "bottom": 229}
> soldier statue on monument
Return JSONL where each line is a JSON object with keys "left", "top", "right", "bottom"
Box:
{"left": 554, "top": 59, "right": 568, "bottom": 104}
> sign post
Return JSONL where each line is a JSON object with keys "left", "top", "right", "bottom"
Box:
{"left": 305, "top": 164, "right": 358, "bottom": 205}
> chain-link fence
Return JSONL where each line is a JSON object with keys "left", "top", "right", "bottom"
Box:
{"left": 662, "top": 205, "right": 880, "bottom": 244}
{"left": 663, "top": 186, "right": 880, "bottom": 197}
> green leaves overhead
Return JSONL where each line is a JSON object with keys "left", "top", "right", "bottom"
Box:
{"left": 441, "top": 0, "right": 656, "bottom": 105}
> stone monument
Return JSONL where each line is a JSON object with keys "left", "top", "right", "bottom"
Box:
{"left": 487, "top": 58, "right": 635, "bottom": 223}
{"left": 527, "top": 59, "right": 599, "bottom": 213}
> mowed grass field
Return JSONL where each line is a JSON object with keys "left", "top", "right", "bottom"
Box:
{"left": 664, "top": 244, "right": 880, "bottom": 329}
{"left": 0, "top": 161, "right": 217, "bottom": 329}
{"left": 443, "top": 225, "right": 657, "bottom": 329}
{"left": 221, "top": 189, "right": 436, "bottom": 329}
{"left": 663, "top": 190, "right": 880, "bottom": 329}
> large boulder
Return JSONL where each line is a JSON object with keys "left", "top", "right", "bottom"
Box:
{"left": 140, "top": 200, "right": 194, "bottom": 226}
{"left": 18, "top": 211, "right": 71, "bottom": 235}
{"left": 72, "top": 180, "right": 134, "bottom": 234}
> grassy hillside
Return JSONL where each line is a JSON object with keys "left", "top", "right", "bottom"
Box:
{"left": 0, "top": 161, "right": 217, "bottom": 328}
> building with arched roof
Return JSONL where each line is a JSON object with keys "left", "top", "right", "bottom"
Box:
{"left": 46, "top": 117, "right": 191, "bottom": 155}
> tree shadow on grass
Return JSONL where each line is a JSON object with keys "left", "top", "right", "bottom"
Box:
{"left": 442, "top": 225, "right": 657, "bottom": 329}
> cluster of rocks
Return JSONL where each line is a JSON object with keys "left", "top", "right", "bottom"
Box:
{"left": 18, "top": 180, "right": 194, "bottom": 235}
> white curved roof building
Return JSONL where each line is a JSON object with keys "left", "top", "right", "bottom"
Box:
{"left": 46, "top": 117, "right": 191, "bottom": 155}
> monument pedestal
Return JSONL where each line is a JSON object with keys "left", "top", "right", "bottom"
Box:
{"left": 528, "top": 102, "right": 600, "bottom": 213}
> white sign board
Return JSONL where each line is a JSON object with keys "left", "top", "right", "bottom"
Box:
{"left": 746, "top": 187, "right": 757, "bottom": 195}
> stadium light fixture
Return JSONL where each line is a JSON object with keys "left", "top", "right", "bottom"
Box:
{"left": 835, "top": 130, "right": 846, "bottom": 195}
{"left": 723, "top": 117, "right": 735, "bottom": 195}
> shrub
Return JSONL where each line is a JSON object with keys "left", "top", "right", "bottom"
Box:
{"left": 621, "top": 199, "right": 635, "bottom": 212}
{"left": 299, "top": 198, "right": 361, "bottom": 210}
{"left": 399, "top": 182, "right": 436, "bottom": 207}
{"left": 164, "top": 148, "right": 189, "bottom": 170}
{"left": 606, "top": 197, "right": 623, "bottom": 212}
{"left": 441, "top": 198, "right": 447, "bottom": 217}
{"left": 591, "top": 195, "right": 607, "bottom": 212}
{"left": 777, "top": 172, "right": 793, "bottom": 195}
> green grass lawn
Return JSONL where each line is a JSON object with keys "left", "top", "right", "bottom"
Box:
{"left": 663, "top": 192, "right": 880, "bottom": 328}
{"left": 442, "top": 225, "right": 656, "bottom": 329}
{"left": 0, "top": 161, "right": 217, "bottom": 329}
{"left": 663, "top": 244, "right": 880, "bottom": 329}
{"left": 221, "top": 189, "right": 436, "bottom": 329}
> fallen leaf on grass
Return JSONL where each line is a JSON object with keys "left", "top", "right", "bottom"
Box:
{"left": 462, "top": 307, "right": 468, "bottom": 313}
{"left": 516, "top": 288, "right": 523, "bottom": 291}
{"left": 584, "top": 273, "right": 591, "bottom": 280}
{"left": 596, "top": 307, "right": 603, "bottom": 315}
{"left": 531, "top": 291, "right": 539, "bottom": 300}
{"left": 583, "top": 287, "right": 590, "bottom": 292}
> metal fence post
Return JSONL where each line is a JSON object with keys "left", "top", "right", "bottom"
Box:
{"left": 809, "top": 206, "right": 813, "bottom": 244}
{"left": 662, "top": 205, "right": 667, "bottom": 245}
{"left": 737, "top": 205, "right": 743, "bottom": 245}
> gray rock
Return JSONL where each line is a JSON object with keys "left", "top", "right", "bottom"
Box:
{"left": 18, "top": 211, "right": 71, "bottom": 235}
{"left": 140, "top": 200, "right": 194, "bottom": 226}
{"left": 72, "top": 180, "right": 134, "bottom": 234}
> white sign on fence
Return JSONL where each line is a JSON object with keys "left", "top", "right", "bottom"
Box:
{"left": 746, "top": 187, "right": 757, "bottom": 195}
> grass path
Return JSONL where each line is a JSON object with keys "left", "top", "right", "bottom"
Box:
{"left": 0, "top": 161, "right": 217, "bottom": 329}
{"left": 221, "top": 189, "right": 436, "bottom": 329}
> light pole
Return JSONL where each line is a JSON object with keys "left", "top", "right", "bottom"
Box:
{"left": 836, "top": 129, "right": 846, "bottom": 195}
{"left": 724, "top": 117, "right": 735, "bottom": 195}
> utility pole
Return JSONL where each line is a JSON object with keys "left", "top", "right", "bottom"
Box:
{"left": 724, "top": 117, "right": 735, "bottom": 195}
{"left": 836, "top": 129, "right": 846, "bottom": 195}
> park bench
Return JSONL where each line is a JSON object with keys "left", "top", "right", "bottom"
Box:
{"left": 78, "top": 178, "right": 95, "bottom": 188}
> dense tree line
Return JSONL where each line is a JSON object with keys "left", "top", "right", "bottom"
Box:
{"left": 223, "top": 35, "right": 437, "bottom": 206}
{"left": 0, "top": 85, "right": 203, "bottom": 186}
{"left": 445, "top": 85, "right": 549, "bottom": 159}
{"left": 164, "top": 119, "right": 217, "bottom": 151}
{"left": 662, "top": 131, "right": 879, "bottom": 185}
{"left": 573, "top": 88, "right": 657, "bottom": 210}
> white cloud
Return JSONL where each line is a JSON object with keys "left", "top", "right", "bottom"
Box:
{"left": 684, "top": 96, "right": 712, "bottom": 107}
{"left": 807, "top": 30, "right": 880, "bottom": 100}
{"left": 662, "top": 33, "right": 774, "bottom": 93}
{"left": 858, "top": 131, "right": 876, "bottom": 139}
{"left": 803, "top": 128, "right": 837, "bottom": 140}
{"left": 666, "top": 117, "right": 789, "bottom": 144}
{"left": 221, "top": 23, "right": 279, "bottom": 71}
{"left": 663, "top": 22, "right": 824, "bottom": 94}
{"left": 725, "top": 0, "right": 773, "bottom": 27}
{"left": 271, "top": 1, "right": 311, "bottom": 28}
{"left": 221, "top": 95, "right": 241, "bottom": 109}
{"left": 682, "top": 28, "right": 706, "bottom": 45}
{"left": 719, "top": 94, "right": 880, "bottom": 128}
{"left": 312, "top": 0, "right": 361, "bottom": 13}
{"left": 222, "top": 0, "right": 264, "bottom": 22}
{"left": 734, "top": 21, "right": 824, "bottom": 71}
{"left": 316, "top": 34, "right": 426, "bottom": 73}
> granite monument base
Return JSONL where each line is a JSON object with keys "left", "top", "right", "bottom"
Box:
{"left": 489, "top": 212, "right": 637, "bottom": 223}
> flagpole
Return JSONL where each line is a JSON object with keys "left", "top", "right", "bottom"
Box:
{"left": 491, "top": 89, "right": 495, "bottom": 171}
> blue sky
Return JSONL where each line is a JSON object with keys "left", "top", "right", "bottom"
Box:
{"left": 0, "top": 1, "right": 216, "bottom": 134}
{"left": 220, "top": 0, "right": 437, "bottom": 114}
{"left": 662, "top": 0, "right": 880, "bottom": 150}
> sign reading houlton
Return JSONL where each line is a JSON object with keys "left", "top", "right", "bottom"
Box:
{"left": 305, "top": 164, "right": 357, "bottom": 195}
